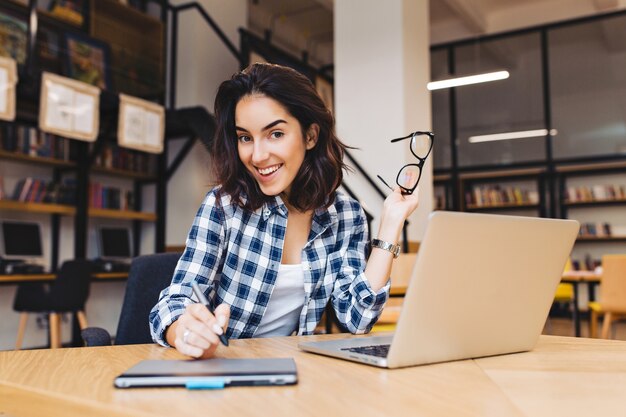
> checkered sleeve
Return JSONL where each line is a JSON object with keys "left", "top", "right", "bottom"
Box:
{"left": 331, "top": 204, "right": 390, "bottom": 334}
{"left": 149, "top": 190, "right": 226, "bottom": 346}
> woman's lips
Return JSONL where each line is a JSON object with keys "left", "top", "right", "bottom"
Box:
{"left": 257, "top": 164, "right": 282, "bottom": 176}
{"left": 255, "top": 164, "right": 283, "bottom": 182}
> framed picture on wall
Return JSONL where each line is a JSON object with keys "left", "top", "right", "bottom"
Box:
{"left": 117, "top": 94, "right": 164, "bottom": 154}
{"left": 0, "top": 56, "right": 17, "bottom": 121}
{"left": 0, "top": 10, "right": 27, "bottom": 65}
{"left": 39, "top": 72, "right": 100, "bottom": 142}
{"left": 64, "top": 32, "right": 111, "bottom": 90}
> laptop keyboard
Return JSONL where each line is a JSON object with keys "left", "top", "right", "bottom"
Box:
{"left": 341, "top": 344, "right": 390, "bottom": 358}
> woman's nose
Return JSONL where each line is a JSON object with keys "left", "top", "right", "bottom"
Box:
{"left": 251, "top": 140, "right": 269, "bottom": 164}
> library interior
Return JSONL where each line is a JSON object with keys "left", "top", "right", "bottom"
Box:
{"left": 1, "top": 1, "right": 626, "bottom": 416}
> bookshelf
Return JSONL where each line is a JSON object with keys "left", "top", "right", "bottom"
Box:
{"left": 434, "top": 173, "right": 452, "bottom": 211}
{"left": 0, "top": 0, "right": 166, "bottom": 271}
{"left": 458, "top": 168, "right": 546, "bottom": 216}
{"left": 0, "top": 149, "right": 76, "bottom": 168}
{"left": 0, "top": 199, "right": 75, "bottom": 216}
{"left": 557, "top": 162, "right": 626, "bottom": 253}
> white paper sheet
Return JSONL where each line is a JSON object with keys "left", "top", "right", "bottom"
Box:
{"left": 45, "top": 82, "right": 74, "bottom": 131}
{"left": 73, "top": 92, "right": 95, "bottom": 134}
{"left": 123, "top": 104, "right": 145, "bottom": 145}
{"left": 144, "top": 111, "right": 161, "bottom": 148}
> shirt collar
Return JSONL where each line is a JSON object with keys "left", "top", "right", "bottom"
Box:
{"left": 258, "top": 195, "right": 288, "bottom": 221}
{"left": 311, "top": 196, "right": 338, "bottom": 237}
{"left": 257, "top": 194, "right": 339, "bottom": 227}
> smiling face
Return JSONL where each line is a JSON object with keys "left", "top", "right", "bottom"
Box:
{"left": 235, "top": 94, "right": 317, "bottom": 199}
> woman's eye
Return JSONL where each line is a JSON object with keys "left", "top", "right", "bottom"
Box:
{"left": 270, "top": 131, "right": 284, "bottom": 139}
{"left": 238, "top": 135, "right": 251, "bottom": 143}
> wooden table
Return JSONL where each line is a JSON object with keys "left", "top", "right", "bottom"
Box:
{"left": 1, "top": 334, "right": 626, "bottom": 417}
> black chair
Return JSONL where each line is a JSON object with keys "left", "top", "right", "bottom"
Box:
{"left": 14, "top": 259, "right": 94, "bottom": 349}
{"left": 82, "top": 252, "right": 181, "bottom": 346}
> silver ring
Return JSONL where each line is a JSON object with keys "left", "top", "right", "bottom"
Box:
{"left": 183, "top": 329, "right": 191, "bottom": 344}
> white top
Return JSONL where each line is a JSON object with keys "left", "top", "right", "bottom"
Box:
{"left": 254, "top": 263, "right": 305, "bottom": 338}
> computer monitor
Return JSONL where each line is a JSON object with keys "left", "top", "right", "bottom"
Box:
{"left": 1, "top": 221, "right": 44, "bottom": 259}
{"left": 99, "top": 227, "right": 132, "bottom": 259}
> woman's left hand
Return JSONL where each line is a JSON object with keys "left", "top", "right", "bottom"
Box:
{"left": 381, "top": 186, "right": 420, "bottom": 226}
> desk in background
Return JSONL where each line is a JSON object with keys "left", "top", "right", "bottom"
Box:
{"left": 0, "top": 272, "right": 129, "bottom": 347}
{"left": 561, "top": 271, "right": 602, "bottom": 337}
{"left": 1, "top": 334, "right": 626, "bottom": 417}
{"left": 0, "top": 272, "right": 129, "bottom": 285}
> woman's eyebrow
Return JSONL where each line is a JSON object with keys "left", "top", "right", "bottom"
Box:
{"left": 235, "top": 119, "right": 287, "bottom": 132}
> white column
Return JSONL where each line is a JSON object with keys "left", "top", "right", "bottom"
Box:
{"left": 335, "top": 0, "right": 433, "bottom": 243}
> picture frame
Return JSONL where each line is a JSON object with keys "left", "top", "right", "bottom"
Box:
{"left": 64, "top": 32, "right": 112, "bottom": 90}
{"left": 0, "top": 10, "right": 28, "bottom": 65}
{"left": 39, "top": 72, "right": 100, "bottom": 142}
{"left": 117, "top": 94, "right": 164, "bottom": 154}
{"left": 0, "top": 56, "right": 18, "bottom": 122}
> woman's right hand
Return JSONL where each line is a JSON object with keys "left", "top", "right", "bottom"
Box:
{"left": 166, "top": 303, "right": 230, "bottom": 359}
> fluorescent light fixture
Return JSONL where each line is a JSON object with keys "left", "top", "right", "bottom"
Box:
{"left": 427, "top": 70, "right": 510, "bottom": 90}
{"left": 468, "top": 129, "right": 558, "bottom": 144}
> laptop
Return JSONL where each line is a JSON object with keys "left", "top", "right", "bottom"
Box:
{"left": 299, "top": 211, "right": 579, "bottom": 368}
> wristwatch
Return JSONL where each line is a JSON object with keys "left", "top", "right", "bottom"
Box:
{"left": 371, "top": 238, "right": 401, "bottom": 259}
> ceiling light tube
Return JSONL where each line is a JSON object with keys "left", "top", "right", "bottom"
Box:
{"left": 427, "top": 70, "right": 510, "bottom": 90}
{"left": 468, "top": 129, "right": 557, "bottom": 144}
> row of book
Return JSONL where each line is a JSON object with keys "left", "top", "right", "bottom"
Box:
{"left": 578, "top": 222, "right": 613, "bottom": 237}
{"left": 466, "top": 185, "right": 539, "bottom": 207}
{"left": 0, "top": 124, "right": 156, "bottom": 175}
{"left": 0, "top": 125, "right": 77, "bottom": 161}
{"left": 10, "top": 177, "right": 76, "bottom": 205}
{"left": 89, "top": 182, "right": 134, "bottom": 211}
{"left": 93, "top": 144, "right": 155, "bottom": 174}
{"left": 565, "top": 184, "right": 626, "bottom": 203}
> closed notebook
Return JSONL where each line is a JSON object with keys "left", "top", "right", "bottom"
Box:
{"left": 114, "top": 357, "right": 297, "bottom": 388}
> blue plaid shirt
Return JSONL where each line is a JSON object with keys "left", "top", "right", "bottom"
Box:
{"left": 150, "top": 188, "right": 390, "bottom": 346}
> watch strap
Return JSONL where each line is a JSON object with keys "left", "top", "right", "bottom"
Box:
{"left": 371, "top": 238, "right": 400, "bottom": 258}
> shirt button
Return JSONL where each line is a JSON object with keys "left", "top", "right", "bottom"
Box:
{"left": 264, "top": 209, "right": 271, "bottom": 216}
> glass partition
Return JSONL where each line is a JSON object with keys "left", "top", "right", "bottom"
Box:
{"left": 453, "top": 33, "right": 545, "bottom": 167}
{"left": 549, "top": 14, "right": 626, "bottom": 160}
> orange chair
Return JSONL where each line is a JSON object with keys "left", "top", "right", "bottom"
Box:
{"left": 588, "top": 255, "right": 626, "bottom": 339}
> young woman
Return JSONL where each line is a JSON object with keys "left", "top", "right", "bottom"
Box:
{"left": 149, "top": 63, "right": 420, "bottom": 358}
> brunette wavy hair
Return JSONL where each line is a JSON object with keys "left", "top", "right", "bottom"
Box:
{"left": 211, "top": 63, "right": 348, "bottom": 211}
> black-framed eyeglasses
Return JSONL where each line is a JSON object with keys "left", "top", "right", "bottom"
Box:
{"left": 377, "top": 131, "right": 434, "bottom": 195}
